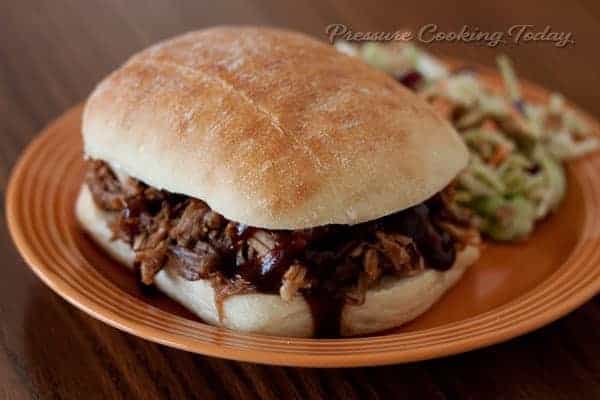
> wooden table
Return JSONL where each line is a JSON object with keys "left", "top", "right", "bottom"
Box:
{"left": 2, "top": 1, "right": 600, "bottom": 398}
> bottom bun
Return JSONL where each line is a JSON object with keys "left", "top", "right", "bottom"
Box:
{"left": 76, "top": 185, "right": 479, "bottom": 337}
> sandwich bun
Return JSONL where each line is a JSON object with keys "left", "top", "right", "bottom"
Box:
{"left": 76, "top": 185, "right": 479, "bottom": 337}
{"left": 82, "top": 26, "right": 469, "bottom": 230}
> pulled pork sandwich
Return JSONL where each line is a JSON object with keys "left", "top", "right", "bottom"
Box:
{"left": 76, "top": 26, "right": 480, "bottom": 337}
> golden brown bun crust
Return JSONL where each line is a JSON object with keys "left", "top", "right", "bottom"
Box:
{"left": 76, "top": 185, "right": 478, "bottom": 337}
{"left": 83, "top": 26, "right": 469, "bottom": 229}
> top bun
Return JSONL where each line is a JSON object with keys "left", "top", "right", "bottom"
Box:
{"left": 82, "top": 26, "right": 468, "bottom": 229}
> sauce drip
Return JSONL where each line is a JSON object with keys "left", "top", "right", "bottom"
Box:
{"left": 304, "top": 291, "right": 345, "bottom": 338}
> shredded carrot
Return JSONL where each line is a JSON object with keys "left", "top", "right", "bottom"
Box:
{"left": 488, "top": 144, "right": 510, "bottom": 166}
{"left": 508, "top": 106, "right": 526, "bottom": 123}
{"left": 481, "top": 119, "right": 498, "bottom": 131}
{"left": 431, "top": 97, "right": 453, "bottom": 119}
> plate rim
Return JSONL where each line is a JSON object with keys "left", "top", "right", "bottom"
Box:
{"left": 6, "top": 64, "right": 600, "bottom": 368}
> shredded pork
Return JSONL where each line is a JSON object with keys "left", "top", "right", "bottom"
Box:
{"left": 85, "top": 160, "right": 479, "bottom": 305}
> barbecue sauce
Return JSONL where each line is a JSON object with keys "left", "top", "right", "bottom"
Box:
{"left": 304, "top": 290, "right": 345, "bottom": 338}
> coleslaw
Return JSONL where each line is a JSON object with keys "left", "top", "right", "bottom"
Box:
{"left": 336, "top": 41, "right": 599, "bottom": 241}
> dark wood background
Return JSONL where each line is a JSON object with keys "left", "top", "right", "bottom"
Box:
{"left": 2, "top": 1, "right": 600, "bottom": 398}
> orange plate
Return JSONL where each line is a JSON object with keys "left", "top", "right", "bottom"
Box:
{"left": 6, "top": 65, "right": 600, "bottom": 367}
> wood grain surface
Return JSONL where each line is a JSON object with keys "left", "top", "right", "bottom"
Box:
{"left": 1, "top": 0, "right": 600, "bottom": 398}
